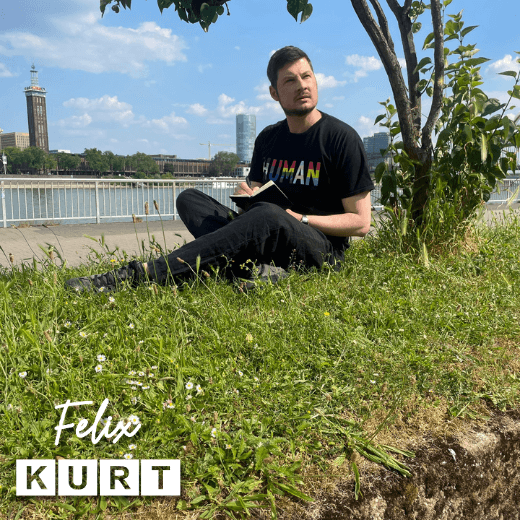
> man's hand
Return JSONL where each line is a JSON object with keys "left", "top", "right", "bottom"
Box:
{"left": 233, "top": 180, "right": 262, "bottom": 196}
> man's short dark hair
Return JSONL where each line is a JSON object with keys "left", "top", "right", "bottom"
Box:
{"left": 267, "top": 46, "right": 314, "bottom": 89}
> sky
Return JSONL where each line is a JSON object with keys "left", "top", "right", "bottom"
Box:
{"left": 0, "top": 0, "right": 519, "bottom": 159}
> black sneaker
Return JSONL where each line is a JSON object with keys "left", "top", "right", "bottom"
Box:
{"left": 238, "top": 264, "right": 288, "bottom": 292}
{"left": 65, "top": 260, "right": 146, "bottom": 293}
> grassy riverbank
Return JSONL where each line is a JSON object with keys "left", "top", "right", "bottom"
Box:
{"left": 1, "top": 213, "right": 519, "bottom": 519}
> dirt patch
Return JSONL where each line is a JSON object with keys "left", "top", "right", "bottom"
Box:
{"left": 291, "top": 409, "right": 520, "bottom": 520}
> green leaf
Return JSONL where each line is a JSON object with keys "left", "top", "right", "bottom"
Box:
{"left": 482, "top": 99, "right": 504, "bottom": 117}
{"left": 481, "top": 134, "right": 488, "bottom": 163}
{"left": 464, "top": 57, "right": 490, "bottom": 67}
{"left": 374, "top": 161, "right": 388, "bottom": 183}
{"left": 191, "top": 494, "right": 208, "bottom": 506}
{"left": 414, "top": 57, "right": 432, "bottom": 74}
{"left": 301, "top": 3, "right": 313, "bottom": 23}
{"left": 499, "top": 70, "right": 519, "bottom": 78}
{"left": 55, "top": 502, "right": 76, "bottom": 512}
{"left": 422, "top": 32, "right": 435, "bottom": 50}
{"left": 443, "top": 0, "right": 453, "bottom": 6}
{"left": 352, "top": 461, "right": 361, "bottom": 500}
{"left": 157, "top": 0, "right": 175, "bottom": 13}
{"left": 276, "top": 482, "right": 313, "bottom": 501}
{"left": 255, "top": 446, "right": 270, "bottom": 469}
{"left": 287, "top": 0, "right": 308, "bottom": 22}
{"left": 100, "top": 0, "right": 112, "bottom": 15}
{"left": 461, "top": 25, "right": 478, "bottom": 38}
{"left": 463, "top": 124, "right": 473, "bottom": 143}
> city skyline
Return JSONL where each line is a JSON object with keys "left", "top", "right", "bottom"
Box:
{"left": 0, "top": 1, "right": 519, "bottom": 159}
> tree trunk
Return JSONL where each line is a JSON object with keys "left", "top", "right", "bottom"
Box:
{"left": 349, "top": 0, "right": 444, "bottom": 226}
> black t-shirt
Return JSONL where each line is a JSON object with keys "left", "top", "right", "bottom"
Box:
{"left": 249, "top": 112, "right": 374, "bottom": 216}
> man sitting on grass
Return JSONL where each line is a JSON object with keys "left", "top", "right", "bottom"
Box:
{"left": 66, "top": 46, "right": 374, "bottom": 292}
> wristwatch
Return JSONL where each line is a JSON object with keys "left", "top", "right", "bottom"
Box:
{"left": 301, "top": 214, "right": 309, "bottom": 225}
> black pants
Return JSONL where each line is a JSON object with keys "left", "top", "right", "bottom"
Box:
{"left": 148, "top": 189, "right": 348, "bottom": 284}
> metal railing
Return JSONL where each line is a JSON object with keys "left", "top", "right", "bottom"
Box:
{"left": 0, "top": 177, "right": 518, "bottom": 227}
{"left": 0, "top": 178, "right": 239, "bottom": 227}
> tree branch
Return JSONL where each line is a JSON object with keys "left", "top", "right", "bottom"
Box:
{"left": 421, "top": 0, "right": 444, "bottom": 152}
{"left": 350, "top": 0, "right": 415, "bottom": 150}
{"left": 386, "top": 0, "right": 420, "bottom": 141}
{"left": 368, "top": 0, "right": 395, "bottom": 53}
{"left": 403, "top": 0, "right": 413, "bottom": 14}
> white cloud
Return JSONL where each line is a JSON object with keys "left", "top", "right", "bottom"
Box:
{"left": 324, "top": 103, "right": 333, "bottom": 108}
{"left": 216, "top": 93, "right": 262, "bottom": 118}
{"left": 56, "top": 113, "right": 92, "bottom": 128}
{"left": 488, "top": 54, "right": 520, "bottom": 74}
{"left": 187, "top": 103, "right": 208, "bottom": 116}
{"left": 333, "top": 96, "right": 345, "bottom": 101}
{"left": 0, "top": 62, "right": 15, "bottom": 77}
{"left": 315, "top": 73, "right": 347, "bottom": 89}
{"left": 63, "top": 95, "right": 135, "bottom": 125}
{"left": 0, "top": 12, "right": 187, "bottom": 78}
{"left": 62, "top": 94, "right": 187, "bottom": 135}
{"left": 144, "top": 112, "right": 188, "bottom": 133}
{"left": 235, "top": 46, "right": 240, "bottom": 51}
{"left": 255, "top": 82, "right": 272, "bottom": 101}
{"left": 64, "top": 95, "right": 132, "bottom": 112}
{"left": 355, "top": 115, "right": 378, "bottom": 138}
{"left": 345, "top": 54, "right": 383, "bottom": 82}
{"left": 198, "top": 64, "right": 213, "bottom": 73}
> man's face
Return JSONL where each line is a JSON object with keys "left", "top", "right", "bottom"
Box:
{"left": 269, "top": 58, "right": 318, "bottom": 117}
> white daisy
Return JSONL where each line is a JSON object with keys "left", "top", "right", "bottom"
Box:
{"left": 95, "top": 365, "right": 103, "bottom": 373}
{"left": 185, "top": 381, "right": 194, "bottom": 390}
{"left": 19, "top": 371, "right": 27, "bottom": 378}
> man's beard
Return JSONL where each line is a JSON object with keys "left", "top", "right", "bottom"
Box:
{"left": 281, "top": 105, "right": 316, "bottom": 117}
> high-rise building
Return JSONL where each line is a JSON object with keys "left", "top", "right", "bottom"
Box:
{"left": 24, "top": 64, "right": 49, "bottom": 153}
{"left": 363, "top": 132, "right": 392, "bottom": 174}
{"left": 363, "top": 132, "right": 390, "bottom": 156}
{"left": 0, "top": 132, "right": 30, "bottom": 151}
{"left": 236, "top": 114, "right": 256, "bottom": 163}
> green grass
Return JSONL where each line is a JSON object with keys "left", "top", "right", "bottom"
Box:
{"left": 1, "top": 212, "right": 520, "bottom": 518}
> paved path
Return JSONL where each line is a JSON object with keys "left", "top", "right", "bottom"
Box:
{"left": 0, "top": 205, "right": 518, "bottom": 268}
{"left": 0, "top": 220, "right": 195, "bottom": 268}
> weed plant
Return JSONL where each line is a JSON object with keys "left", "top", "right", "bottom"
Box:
{"left": 1, "top": 212, "right": 520, "bottom": 518}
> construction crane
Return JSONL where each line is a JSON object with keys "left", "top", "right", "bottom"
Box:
{"left": 200, "top": 141, "right": 234, "bottom": 161}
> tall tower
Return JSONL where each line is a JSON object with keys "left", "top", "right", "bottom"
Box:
{"left": 236, "top": 114, "right": 256, "bottom": 163}
{"left": 24, "top": 64, "right": 49, "bottom": 153}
